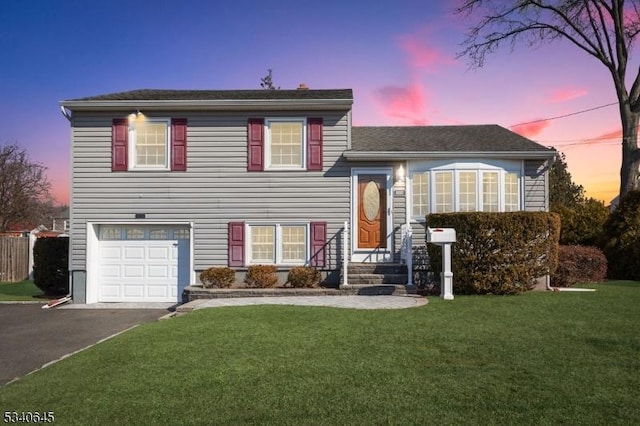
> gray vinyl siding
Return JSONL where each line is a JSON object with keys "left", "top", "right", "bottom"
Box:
{"left": 524, "top": 159, "right": 549, "bottom": 211}
{"left": 69, "top": 110, "right": 351, "bottom": 278}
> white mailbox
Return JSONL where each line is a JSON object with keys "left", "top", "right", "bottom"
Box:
{"left": 426, "top": 227, "right": 457, "bottom": 301}
{"left": 427, "top": 227, "right": 456, "bottom": 244}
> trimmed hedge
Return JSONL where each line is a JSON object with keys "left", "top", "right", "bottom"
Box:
{"left": 551, "top": 245, "right": 607, "bottom": 287}
{"left": 601, "top": 190, "right": 640, "bottom": 280}
{"left": 245, "top": 265, "right": 278, "bottom": 288}
{"left": 426, "top": 212, "right": 560, "bottom": 295}
{"left": 287, "top": 266, "right": 321, "bottom": 288}
{"left": 200, "top": 267, "right": 235, "bottom": 288}
{"left": 33, "top": 237, "right": 69, "bottom": 296}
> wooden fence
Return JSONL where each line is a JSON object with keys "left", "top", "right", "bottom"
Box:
{"left": 0, "top": 236, "right": 29, "bottom": 282}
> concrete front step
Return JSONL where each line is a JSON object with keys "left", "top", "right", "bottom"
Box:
{"left": 347, "top": 262, "right": 408, "bottom": 275}
{"left": 346, "top": 273, "right": 408, "bottom": 285}
{"left": 341, "top": 284, "right": 416, "bottom": 295}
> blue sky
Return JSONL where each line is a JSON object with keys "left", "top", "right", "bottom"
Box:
{"left": 0, "top": 0, "right": 624, "bottom": 203}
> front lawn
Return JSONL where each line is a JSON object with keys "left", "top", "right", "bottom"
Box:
{"left": 1, "top": 282, "right": 639, "bottom": 424}
{"left": 0, "top": 280, "right": 43, "bottom": 302}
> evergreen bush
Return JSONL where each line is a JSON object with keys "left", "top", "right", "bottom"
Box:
{"left": 426, "top": 212, "right": 560, "bottom": 295}
{"left": 601, "top": 190, "right": 640, "bottom": 280}
{"left": 33, "top": 237, "right": 69, "bottom": 296}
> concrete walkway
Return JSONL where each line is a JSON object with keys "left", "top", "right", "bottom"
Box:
{"left": 179, "top": 295, "right": 427, "bottom": 311}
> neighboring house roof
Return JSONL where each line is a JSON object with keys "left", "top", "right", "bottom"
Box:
{"left": 345, "top": 125, "right": 556, "bottom": 160}
{"left": 60, "top": 89, "right": 354, "bottom": 112}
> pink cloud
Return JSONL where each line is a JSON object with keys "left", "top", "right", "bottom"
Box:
{"left": 398, "top": 33, "right": 453, "bottom": 71}
{"left": 510, "top": 120, "right": 551, "bottom": 137}
{"left": 375, "top": 84, "right": 429, "bottom": 125}
{"left": 548, "top": 88, "right": 588, "bottom": 103}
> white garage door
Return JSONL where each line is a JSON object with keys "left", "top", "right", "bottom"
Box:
{"left": 98, "top": 225, "right": 190, "bottom": 303}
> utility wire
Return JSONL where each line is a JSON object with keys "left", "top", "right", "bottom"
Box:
{"left": 510, "top": 101, "right": 618, "bottom": 127}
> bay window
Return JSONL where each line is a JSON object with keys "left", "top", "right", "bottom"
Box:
{"left": 410, "top": 162, "right": 522, "bottom": 219}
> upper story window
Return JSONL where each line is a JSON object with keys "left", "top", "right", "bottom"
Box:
{"left": 265, "top": 119, "right": 306, "bottom": 170}
{"left": 112, "top": 117, "right": 187, "bottom": 172}
{"left": 410, "top": 161, "right": 522, "bottom": 220}
{"left": 247, "top": 117, "right": 323, "bottom": 172}
{"left": 129, "top": 119, "right": 170, "bottom": 170}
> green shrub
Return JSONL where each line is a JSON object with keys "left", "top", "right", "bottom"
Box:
{"left": 551, "top": 245, "right": 607, "bottom": 287}
{"left": 552, "top": 198, "right": 609, "bottom": 246}
{"left": 199, "top": 267, "right": 235, "bottom": 288}
{"left": 601, "top": 190, "right": 640, "bottom": 280}
{"left": 33, "top": 237, "right": 69, "bottom": 296}
{"left": 426, "top": 212, "right": 560, "bottom": 295}
{"left": 287, "top": 266, "right": 321, "bottom": 288}
{"left": 245, "top": 265, "right": 278, "bottom": 288}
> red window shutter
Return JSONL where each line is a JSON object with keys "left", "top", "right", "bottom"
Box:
{"left": 228, "top": 222, "right": 245, "bottom": 267}
{"left": 247, "top": 118, "right": 264, "bottom": 171}
{"left": 112, "top": 118, "right": 128, "bottom": 171}
{"left": 171, "top": 118, "right": 187, "bottom": 171}
{"left": 310, "top": 222, "right": 327, "bottom": 267}
{"left": 307, "top": 118, "right": 323, "bottom": 171}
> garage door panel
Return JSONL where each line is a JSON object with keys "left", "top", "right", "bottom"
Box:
{"left": 123, "top": 265, "right": 144, "bottom": 278}
{"left": 97, "top": 226, "right": 190, "bottom": 303}
{"left": 124, "top": 246, "right": 145, "bottom": 259}
{"left": 149, "top": 246, "right": 171, "bottom": 260}
{"left": 101, "top": 246, "right": 123, "bottom": 260}
{"left": 123, "top": 284, "right": 144, "bottom": 298}
{"left": 148, "top": 265, "right": 170, "bottom": 278}
{"left": 147, "top": 285, "right": 169, "bottom": 298}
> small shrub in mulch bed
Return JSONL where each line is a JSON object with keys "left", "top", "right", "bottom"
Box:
{"left": 199, "top": 267, "right": 235, "bottom": 288}
{"left": 245, "top": 265, "right": 278, "bottom": 288}
{"left": 287, "top": 266, "right": 321, "bottom": 288}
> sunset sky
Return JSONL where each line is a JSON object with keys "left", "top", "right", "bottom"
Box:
{"left": 0, "top": 0, "right": 628, "bottom": 205}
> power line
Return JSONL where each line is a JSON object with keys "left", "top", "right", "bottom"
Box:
{"left": 510, "top": 102, "right": 618, "bottom": 127}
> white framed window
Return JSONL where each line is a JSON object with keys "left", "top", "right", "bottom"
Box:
{"left": 129, "top": 118, "right": 170, "bottom": 170}
{"left": 248, "top": 224, "right": 308, "bottom": 265}
{"left": 482, "top": 171, "right": 499, "bottom": 212}
{"left": 434, "top": 171, "right": 454, "bottom": 213}
{"left": 410, "top": 161, "right": 522, "bottom": 219}
{"left": 504, "top": 172, "right": 520, "bottom": 212}
{"left": 458, "top": 171, "right": 477, "bottom": 212}
{"left": 251, "top": 225, "right": 275, "bottom": 263}
{"left": 265, "top": 118, "right": 306, "bottom": 170}
{"left": 412, "top": 172, "right": 430, "bottom": 217}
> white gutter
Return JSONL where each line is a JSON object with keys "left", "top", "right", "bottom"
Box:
{"left": 343, "top": 151, "right": 556, "bottom": 160}
{"left": 59, "top": 99, "right": 353, "bottom": 112}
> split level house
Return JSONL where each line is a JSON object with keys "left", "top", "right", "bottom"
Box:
{"left": 60, "top": 88, "right": 555, "bottom": 304}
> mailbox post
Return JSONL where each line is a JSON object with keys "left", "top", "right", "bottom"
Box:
{"left": 426, "top": 227, "right": 457, "bottom": 300}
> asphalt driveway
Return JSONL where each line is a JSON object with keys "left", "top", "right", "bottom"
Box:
{"left": 0, "top": 304, "right": 169, "bottom": 386}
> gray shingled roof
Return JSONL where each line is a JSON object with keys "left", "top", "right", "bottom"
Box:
{"left": 68, "top": 88, "right": 353, "bottom": 102}
{"left": 350, "top": 125, "right": 553, "bottom": 153}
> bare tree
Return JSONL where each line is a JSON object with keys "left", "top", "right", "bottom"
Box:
{"left": 260, "top": 69, "right": 280, "bottom": 90}
{"left": 0, "top": 144, "right": 54, "bottom": 231}
{"left": 456, "top": 0, "right": 640, "bottom": 199}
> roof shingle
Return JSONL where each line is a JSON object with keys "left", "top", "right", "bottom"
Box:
{"left": 67, "top": 88, "right": 353, "bottom": 102}
{"left": 351, "top": 125, "right": 552, "bottom": 153}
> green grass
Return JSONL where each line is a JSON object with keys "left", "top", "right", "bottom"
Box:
{"left": 0, "top": 280, "right": 44, "bottom": 302}
{"left": 1, "top": 282, "right": 639, "bottom": 425}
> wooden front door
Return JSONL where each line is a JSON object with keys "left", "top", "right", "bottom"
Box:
{"left": 357, "top": 174, "right": 387, "bottom": 249}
